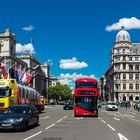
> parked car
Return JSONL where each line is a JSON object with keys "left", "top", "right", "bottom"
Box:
{"left": 0, "top": 104, "right": 39, "bottom": 131}
{"left": 63, "top": 101, "right": 74, "bottom": 110}
{"left": 105, "top": 102, "right": 118, "bottom": 111}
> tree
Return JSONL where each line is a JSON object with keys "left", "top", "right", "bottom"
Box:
{"left": 48, "top": 82, "right": 73, "bottom": 101}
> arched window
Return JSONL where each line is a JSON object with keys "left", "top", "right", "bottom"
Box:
{"left": 135, "top": 96, "right": 139, "bottom": 100}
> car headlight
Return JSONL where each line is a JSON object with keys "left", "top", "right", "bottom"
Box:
{"left": 16, "top": 118, "right": 24, "bottom": 123}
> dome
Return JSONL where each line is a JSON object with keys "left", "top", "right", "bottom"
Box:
{"left": 116, "top": 26, "right": 131, "bottom": 42}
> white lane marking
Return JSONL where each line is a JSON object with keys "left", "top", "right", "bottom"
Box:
{"left": 98, "top": 117, "right": 101, "bottom": 120}
{"left": 98, "top": 117, "right": 106, "bottom": 123}
{"left": 129, "top": 118, "right": 140, "bottom": 122}
{"left": 100, "top": 119, "right": 106, "bottom": 124}
{"left": 107, "top": 124, "right": 115, "bottom": 131}
{"left": 118, "top": 133, "right": 129, "bottom": 140}
{"left": 113, "top": 117, "right": 120, "bottom": 121}
{"left": 128, "top": 112, "right": 136, "bottom": 115}
{"left": 57, "top": 118, "right": 63, "bottom": 123}
{"left": 119, "top": 114, "right": 125, "bottom": 117}
{"left": 45, "top": 123, "right": 56, "bottom": 130}
{"left": 40, "top": 116, "right": 50, "bottom": 119}
{"left": 23, "top": 131, "right": 42, "bottom": 140}
{"left": 63, "top": 115, "right": 68, "bottom": 119}
{"left": 114, "top": 113, "right": 120, "bottom": 117}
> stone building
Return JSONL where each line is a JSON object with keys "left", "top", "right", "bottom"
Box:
{"left": 41, "top": 62, "right": 57, "bottom": 88}
{"left": 18, "top": 53, "right": 46, "bottom": 97}
{"left": 103, "top": 26, "right": 140, "bottom": 102}
{"left": 0, "top": 29, "right": 54, "bottom": 97}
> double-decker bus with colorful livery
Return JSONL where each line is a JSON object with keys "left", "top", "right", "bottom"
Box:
{"left": 0, "top": 79, "right": 41, "bottom": 111}
{"left": 74, "top": 78, "right": 99, "bottom": 117}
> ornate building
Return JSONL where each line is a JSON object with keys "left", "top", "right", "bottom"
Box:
{"left": 0, "top": 29, "right": 56, "bottom": 97}
{"left": 103, "top": 26, "right": 140, "bottom": 102}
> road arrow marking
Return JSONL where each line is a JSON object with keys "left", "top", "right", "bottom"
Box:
{"left": 118, "top": 133, "right": 129, "bottom": 140}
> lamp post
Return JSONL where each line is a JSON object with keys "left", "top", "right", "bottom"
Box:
{"left": 46, "top": 60, "right": 52, "bottom": 102}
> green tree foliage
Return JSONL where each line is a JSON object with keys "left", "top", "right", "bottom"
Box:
{"left": 48, "top": 82, "right": 73, "bottom": 101}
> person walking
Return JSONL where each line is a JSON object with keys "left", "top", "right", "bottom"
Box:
{"left": 137, "top": 102, "right": 140, "bottom": 112}
{"left": 125, "top": 102, "right": 128, "bottom": 110}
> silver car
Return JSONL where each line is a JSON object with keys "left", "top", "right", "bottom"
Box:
{"left": 106, "top": 102, "right": 118, "bottom": 111}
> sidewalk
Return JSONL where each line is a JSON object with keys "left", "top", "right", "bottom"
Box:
{"left": 119, "top": 106, "right": 137, "bottom": 112}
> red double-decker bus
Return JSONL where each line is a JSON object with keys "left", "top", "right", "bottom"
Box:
{"left": 74, "top": 78, "right": 99, "bottom": 117}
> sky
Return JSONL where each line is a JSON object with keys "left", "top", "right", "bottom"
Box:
{"left": 1, "top": 0, "right": 140, "bottom": 87}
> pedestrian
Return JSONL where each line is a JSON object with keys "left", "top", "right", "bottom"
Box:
{"left": 137, "top": 102, "right": 140, "bottom": 112}
{"left": 133, "top": 102, "right": 136, "bottom": 111}
{"left": 125, "top": 102, "right": 128, "bottom": 110}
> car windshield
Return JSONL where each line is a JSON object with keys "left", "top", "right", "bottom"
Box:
{"left": 0, "top": 88, "right": 8, "bottom": 98}
{"left": 5, "top": 106, "right": 28, "bottom": 114}
{"left": 108, "top": 103, "right": 116, "bottom": 105}
{"left": 65, "top": 101, "right": 73, "bottom": 105}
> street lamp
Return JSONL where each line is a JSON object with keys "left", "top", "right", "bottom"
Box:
{"left": 46, "top": 60, "right": 52, "bottom": 102}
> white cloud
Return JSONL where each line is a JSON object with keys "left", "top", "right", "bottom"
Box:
{"left": 59, "top": 79, "right": 72, "bottom": 85}
{"left": 16, "top": 43, "right": 35, "bottom": 54}
{"left": 22, "top": 25, "right": 34, "bottom": 31}
{"left": 106, "top": 17, "right": 140, "bottom": 31}
{"left": 59, "top": 57, "right": 88, "bottom": 69}
{"left": 58, "top": 73, "right": 98, "bottom": 88}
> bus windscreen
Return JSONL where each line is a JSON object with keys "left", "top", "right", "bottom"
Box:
{"left": 75, "top": 96, "right": 98, "bottom": 112}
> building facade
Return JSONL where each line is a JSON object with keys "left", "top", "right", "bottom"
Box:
{"left": 0, "top": 29, "right": 56, "bottom": 98}
{"left": 103, "top": 26, "right": 140, "bottom": 102}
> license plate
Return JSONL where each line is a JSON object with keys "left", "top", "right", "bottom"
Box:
{"left": 2, "top": 124, "right": 12, "bottom": 127}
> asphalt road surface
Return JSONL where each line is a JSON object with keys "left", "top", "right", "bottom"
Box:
{"left": 0, "top": 105, "right": 140, "bottom": 140}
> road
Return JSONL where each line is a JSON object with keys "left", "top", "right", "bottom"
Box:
{"left": 0, "top": 105, "right": 140, "bottom": 140}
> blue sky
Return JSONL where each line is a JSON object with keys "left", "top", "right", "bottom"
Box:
{"left": 1, "top": 0, "right": 140, "bottom": 86}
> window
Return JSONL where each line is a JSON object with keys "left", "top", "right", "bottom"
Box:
{"left": 115, "top": 84, "right": 118, "bottom": 90}
{"left": 129, "top": 84, "right": 133, "bottom": 90}
{"left": 136, "top": 84, "right": 139, "bottom": 90}
{"left": 135, "top": 65, "right": 139, "bottom": 70}
{"left": 118, "top": 74, "right": 120, "bottom": 79}
{"left": 135, "top": 74, "right": 139, "bottom": 80}
{"left": 123, "top": 84, "right": 126, "bottom": 90}
{"left": 129, "top": 74, "right": 133, "bottom": 80}
{"left": 135, "top": 57, "right": 138, "bottom": 61}
{"left": 123, "top": 74, "right": 126, "bottom": 79}
{"left": 115, "top": 64, "right": 120, "bottom": 70}
{"left": 123, "top": 56, "right": 126, "bottom": 61}
{"left": 123, "top": 64, "right": 126, "bottom": 70}
{"left": 129, "top": 57, "right": 132, "bottom": 61}
{"left": 76, "top": 82, "right": 97, "bottom": 88}
{"left": 129, "top": 65, "right": 133, "bottom": 70}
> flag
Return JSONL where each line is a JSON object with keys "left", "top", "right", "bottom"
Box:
{"left": 9, "top": 68, "right": 15, "bottom": 78}
{"left": 27, "top": 74, "right": 33, "bottom": 85}
{"left": 22, "top": 73, "right": 27, "bottom": 84}
{"left": 0, "top": 66, "right": 8, "bottom": 79}
{"left": 15, "top": 70, "right": 19, "bottom": 82}
{"left": 18, "top": 66, "right": 23, "bottom": 83}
